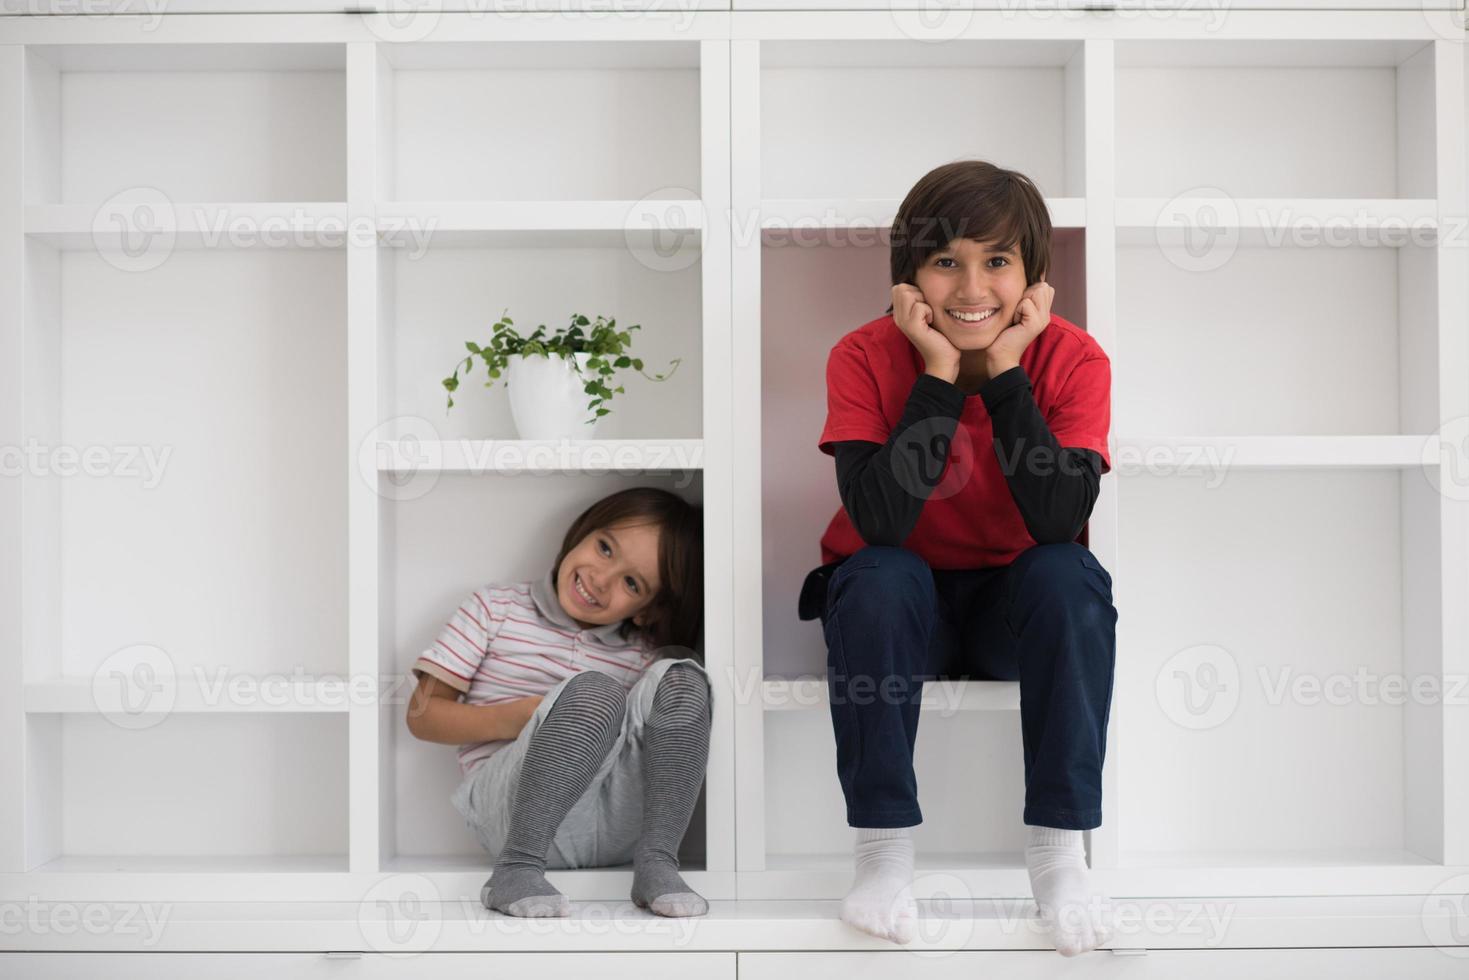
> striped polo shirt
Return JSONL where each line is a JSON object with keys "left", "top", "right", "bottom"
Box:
{"left": 412, "top": 567, "right": 658, "bottom": 776}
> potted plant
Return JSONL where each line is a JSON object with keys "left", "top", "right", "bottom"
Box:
{"left": 442, "top": 310, "right": 681, "bottom": 440}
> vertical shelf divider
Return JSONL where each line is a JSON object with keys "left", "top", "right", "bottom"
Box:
{"left": 346, "top": 40, "right": 383, "bottom": 876}
{"left": 0, "top": 44, "right": 26, "bottom": 875}
{"left": 1080, "top": 37, "right": 1120, "bottom": 871}
{"left": 700, "top": 36, "right": 737, "bottom": 883}
{"left": 1432, "top": 37, "right": 1468, "bottom": 867}
{"left": 730, "top": 37, "right": 766, "bottom": 879}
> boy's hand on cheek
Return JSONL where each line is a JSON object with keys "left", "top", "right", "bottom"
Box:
{"left": 987, "top": 280, "right": 1053, "bottom": 373}
{"left": 891, "top": 282, "right": 963, "bottom": 383}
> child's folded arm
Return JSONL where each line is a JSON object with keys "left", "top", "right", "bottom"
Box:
{"left": 831, "top": 373, "right": 966, "bottom": 547}
{"left": 978, "top": 363, "right": 1104, "bottom": 544}
{"left": 405, "top": 666, "right": 541, "bottom": 745}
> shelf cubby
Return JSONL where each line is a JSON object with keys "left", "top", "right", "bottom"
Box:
{"left": 760, "top": 39, "right": 1088, "bottom": 203}
{"left": 22, "top": 43, "right": 346, "bottom": 207}
{"left": 1115, "top": 39, "right": 1440, "bottom": 200}
{"left": 1114, "top": 467, "right": 1444, "bottom": 870}
{"left": 18, "top": 244, "right": 349, "bottom": 687}
{"left": 23, "top": 712, "right": 348, "bottom": 873}
{"left": 374, "top": 233, "right": 702, "bottom": 445}
{"left": 376, "top": 471, "right": 706, "bottom": 890}
{"left": 1114, "top": 235, "right": 1438, "bottom": 438}
{"left": 375, "top": 41, "right": 703, "bottom": 203}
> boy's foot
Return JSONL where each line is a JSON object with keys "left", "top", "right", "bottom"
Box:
{"left": 1025, "top": 826, "right": 1112, "bottom": 956}
{"left": 839, "top": 827, "right": 918, "bottom": 944}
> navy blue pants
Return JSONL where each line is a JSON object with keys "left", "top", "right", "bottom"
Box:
{"left": 817, "top": 542, "right": 1117, "bottom": 831}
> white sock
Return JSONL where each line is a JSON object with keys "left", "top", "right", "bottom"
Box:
{"left": 1025, "top": 826, "right": 1112, "bottom": 956}
{"left": 839, "top": 826, "right": 918, "bottom": 945}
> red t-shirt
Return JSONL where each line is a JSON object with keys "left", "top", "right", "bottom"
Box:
{"left": 817, "top": 312, "right": 1112, "bottom": 570}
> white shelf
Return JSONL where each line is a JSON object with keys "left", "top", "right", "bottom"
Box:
{"left": 762, "top": 678, "right": 1019, "bottom": 712}
{"left": 759, "top": 196, "right": 1085, "bottom": 231}
{"left": 24, "top": 677, "right": 352, "bottom": 714}
{"left": 1118, "top": 847, "right": 1437, "bottom": 870}
{"left": 1116, "top": 197, "right": 1439, "bottom": 247}
{"left": 3, "top": 895, "right": 1453, "bottom": 953}
{"left": 1113, "top": 435, "right": 1441, "bottom": 469}
{"left": 25, "top": 202, "right": 352, "bottom": 250}
{"left": 373, "top": 439, "right": 704, "bottom": 474}
{"left": 26, "top": 854, "right": 348, "bottom": 874}
{"left": 377, "top": 199, "right": 704, "bottom": 235}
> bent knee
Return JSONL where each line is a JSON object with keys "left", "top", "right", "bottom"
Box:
{"left": 559, "top": 669, "right": 629, "bottom": 721}
{"left": 838, "top": 545, "right": 933, "bottom": 598}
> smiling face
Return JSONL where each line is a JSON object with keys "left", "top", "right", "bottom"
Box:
{"left": 913, "top": 236, "right": 1028, "bottom": 355}
{"left": 556, "top": 520, "right": 663, "bottom": 631}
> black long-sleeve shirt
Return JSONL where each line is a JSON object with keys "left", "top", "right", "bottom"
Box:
{"left": 832, "top": 365, "right": 1103, "bottom": 549}
{"left": 797, "top": 365, "right": 1105, "bottom": 621}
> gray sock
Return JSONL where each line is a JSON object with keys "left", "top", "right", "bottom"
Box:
{"left": 631, "top": 662, "right": 713, "bottom": 917}
{"left": 483, "top": 670, "right": 626, "bottom": 917}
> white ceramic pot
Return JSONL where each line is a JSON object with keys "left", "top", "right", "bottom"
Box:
{"left": 505, "top": 351, "right": 604, "bottom": 440}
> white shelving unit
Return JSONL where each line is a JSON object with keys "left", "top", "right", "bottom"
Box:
{"left": 1, "top": 5, "right": 1467, "bottom": 966}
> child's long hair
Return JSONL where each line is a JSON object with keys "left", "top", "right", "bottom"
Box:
{"left": 886, "top": 159, "right": 1052, "bottom": 315}
{"left": 550, "top": 487, "right": 703, "bottom": 660}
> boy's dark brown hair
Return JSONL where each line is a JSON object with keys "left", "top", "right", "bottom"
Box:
{"left": 886, "top": 160, "right": 1052, "bottom": 315}
{"left": 550, "top": 486, "right": 704, "bottom": 660}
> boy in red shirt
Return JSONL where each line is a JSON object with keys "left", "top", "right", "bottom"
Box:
{"left": 799, "top": 160, "right": 1116, "bottom": 956}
